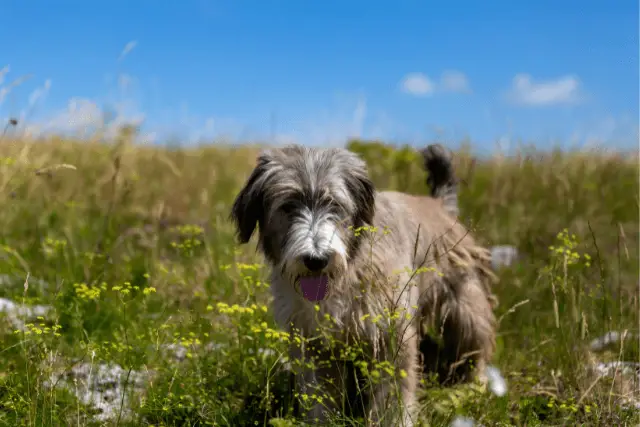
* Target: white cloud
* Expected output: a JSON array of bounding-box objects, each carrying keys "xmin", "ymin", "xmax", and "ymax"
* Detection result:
[
  {"xmin": 506, "ymin": 73, "xmax": 582, "ymax": 106},
  {"xmin": 46, "ymin": 98, "xmax": 103, "ymax": 131},
  {"xmin": 400, "ymin": 73, "xmax": 435, "ymax": 97},
  {"xmin": 400, "ymin": 70, "xmax": 471, "ymax": 97},
  {"xmin": 16, "ymin": 63, "xmax": 398, "ymax": 147},
  {"xmin": 118, "ymin": 40, "xmax": 138, "ymax": 62},
  {"xmin": 439, "ymin": 70, "xmax": 470, "ymax": 93},
  {"xmin": 21, "ymin": 98, "xmax": 102, "ymax": 139},
  {"xmin": 24, "ymin": 95, "xmax": 147, "ymax": 140}
]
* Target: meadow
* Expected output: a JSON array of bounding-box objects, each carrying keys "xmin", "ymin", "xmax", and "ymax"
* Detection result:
[{"xmin": 0, "ymin": 129, "xmax": 638, "ymax": 426}]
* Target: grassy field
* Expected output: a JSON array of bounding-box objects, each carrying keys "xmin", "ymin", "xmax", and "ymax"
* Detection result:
[{"xmin": 0, "ymin": 132, "xmax": 638, "ymax": 426}]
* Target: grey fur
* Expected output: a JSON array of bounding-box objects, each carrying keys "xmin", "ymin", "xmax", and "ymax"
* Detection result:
[{"xmin": 231, "ymin": 144, "xmax": 498, "ymax": 426}]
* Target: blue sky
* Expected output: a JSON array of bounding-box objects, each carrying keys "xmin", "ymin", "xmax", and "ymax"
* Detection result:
[{"xmin": 2, "ymin": 0, "xmax": 638, "ymax": 151}]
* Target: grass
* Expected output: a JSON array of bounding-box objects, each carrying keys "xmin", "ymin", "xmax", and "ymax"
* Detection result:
[{"xmin": 0, "ymin": 132, "xmax": 638, "ymax": 426}]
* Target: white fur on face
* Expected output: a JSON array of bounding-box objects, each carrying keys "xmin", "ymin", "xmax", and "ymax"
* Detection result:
[{"xmin": 281, "ymin": 206, "xmax": 348, "ymax": 279}]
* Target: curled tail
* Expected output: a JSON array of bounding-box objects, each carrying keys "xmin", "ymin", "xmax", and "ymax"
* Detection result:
[{"xmin": 421, "ymin": 143, "xmax": 459, "ymax": 218}]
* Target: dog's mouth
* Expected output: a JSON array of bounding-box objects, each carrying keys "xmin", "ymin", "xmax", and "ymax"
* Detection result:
[{"xmin": 298, "ymin": 275, "xmax": 329, "ymax": 302}]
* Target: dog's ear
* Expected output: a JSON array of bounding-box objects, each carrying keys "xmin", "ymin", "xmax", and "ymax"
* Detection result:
[
  {"xmin": 230, "ymin": 152, "xmax": 272, "ymax": 244},
  {"xmin": 345, "ymin": 159, "xmax": 376, "ymax": 226}
]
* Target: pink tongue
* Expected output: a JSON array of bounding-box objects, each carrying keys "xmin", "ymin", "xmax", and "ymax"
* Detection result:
[{"xmin": 299, "ymin": 276, "xmax": 328, "ymax": 302}]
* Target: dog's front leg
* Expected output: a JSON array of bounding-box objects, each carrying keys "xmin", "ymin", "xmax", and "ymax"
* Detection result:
[
  {"xmin": 289, "ymin": 344, "xmax": 326, "ymax": 423},
  {"xmin": 295, "ymin": 369, "xmax": 328, "ymax": 423},
  {"xmin": 291, "ymin": 345, "xmax": 343, "ymax": 424},
  {"xmin": 368, "ymin": 325, "xmax": 419, "ymax": 427}
]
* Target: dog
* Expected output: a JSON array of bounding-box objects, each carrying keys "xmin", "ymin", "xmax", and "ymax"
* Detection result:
[{"xmin": 230, "ymin": 144, "xmax": 498, "ymax": 426}]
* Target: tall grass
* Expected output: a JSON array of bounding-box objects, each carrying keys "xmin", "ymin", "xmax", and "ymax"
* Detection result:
[{"xmin": 0, "ymin": 134, "xmax": 637, "ymax": 426}]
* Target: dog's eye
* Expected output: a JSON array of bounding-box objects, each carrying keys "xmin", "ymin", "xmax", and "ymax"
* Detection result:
[{"xmin": 280, "ymin": 202, "xmax": 297, "ymax": 215}]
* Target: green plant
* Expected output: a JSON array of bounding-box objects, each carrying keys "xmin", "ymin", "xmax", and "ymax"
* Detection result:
[{"xmin": 0, "ymin": 137, "xmax": 636, "ymax": 426}]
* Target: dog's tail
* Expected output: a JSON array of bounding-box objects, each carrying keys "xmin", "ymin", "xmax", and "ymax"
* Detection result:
[{"xmin": 421, "ymin": 143, "xmax": 459, "ymax": 218}]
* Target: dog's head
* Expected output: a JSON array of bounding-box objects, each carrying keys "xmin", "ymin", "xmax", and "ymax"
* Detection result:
[{"xmin": 230, "ymin": 145, "xmax": 376, "ymax": 302}]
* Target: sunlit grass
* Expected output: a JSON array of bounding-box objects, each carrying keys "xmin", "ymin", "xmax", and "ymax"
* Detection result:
[{"xmin": 0, "ymin": 134, "xmax": 637, "ymax": 426}]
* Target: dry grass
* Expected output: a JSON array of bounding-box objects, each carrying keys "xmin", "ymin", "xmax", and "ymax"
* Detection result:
[{"xmin": 0, "ymin": 133, "xmax": 637, "ymax": 426}]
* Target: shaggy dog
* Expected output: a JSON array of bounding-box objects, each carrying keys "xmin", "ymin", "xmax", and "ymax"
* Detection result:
[{"xmin": 230, "ymin": 144, "xmax": 497, "ymax": 426}]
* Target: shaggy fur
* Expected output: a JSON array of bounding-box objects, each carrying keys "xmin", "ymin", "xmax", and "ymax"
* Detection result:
[{"xmin": 230, "ymin": 144, "xmax": 498, "ymax": 426}]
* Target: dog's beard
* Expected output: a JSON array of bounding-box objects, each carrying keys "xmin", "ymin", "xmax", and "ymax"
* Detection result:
[{"xmin": 278, "ymin": 210, "xmax": 349, "ymax": 302}]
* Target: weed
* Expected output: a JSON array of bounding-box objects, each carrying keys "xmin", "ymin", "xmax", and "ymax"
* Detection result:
[{"xmin": 0, "ymin": 137, "xmax": 637, "ymax": 426}]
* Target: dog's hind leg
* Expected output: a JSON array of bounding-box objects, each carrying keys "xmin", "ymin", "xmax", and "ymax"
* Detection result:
[{"xmin": 435, "ymin": 272, "xmax": 496, "ymax": 384}]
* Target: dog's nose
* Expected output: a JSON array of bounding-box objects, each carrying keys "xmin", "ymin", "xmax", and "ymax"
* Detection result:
[{"xmin": 302, "ymin": 255, "xmax": 329, "ymax": 272}]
